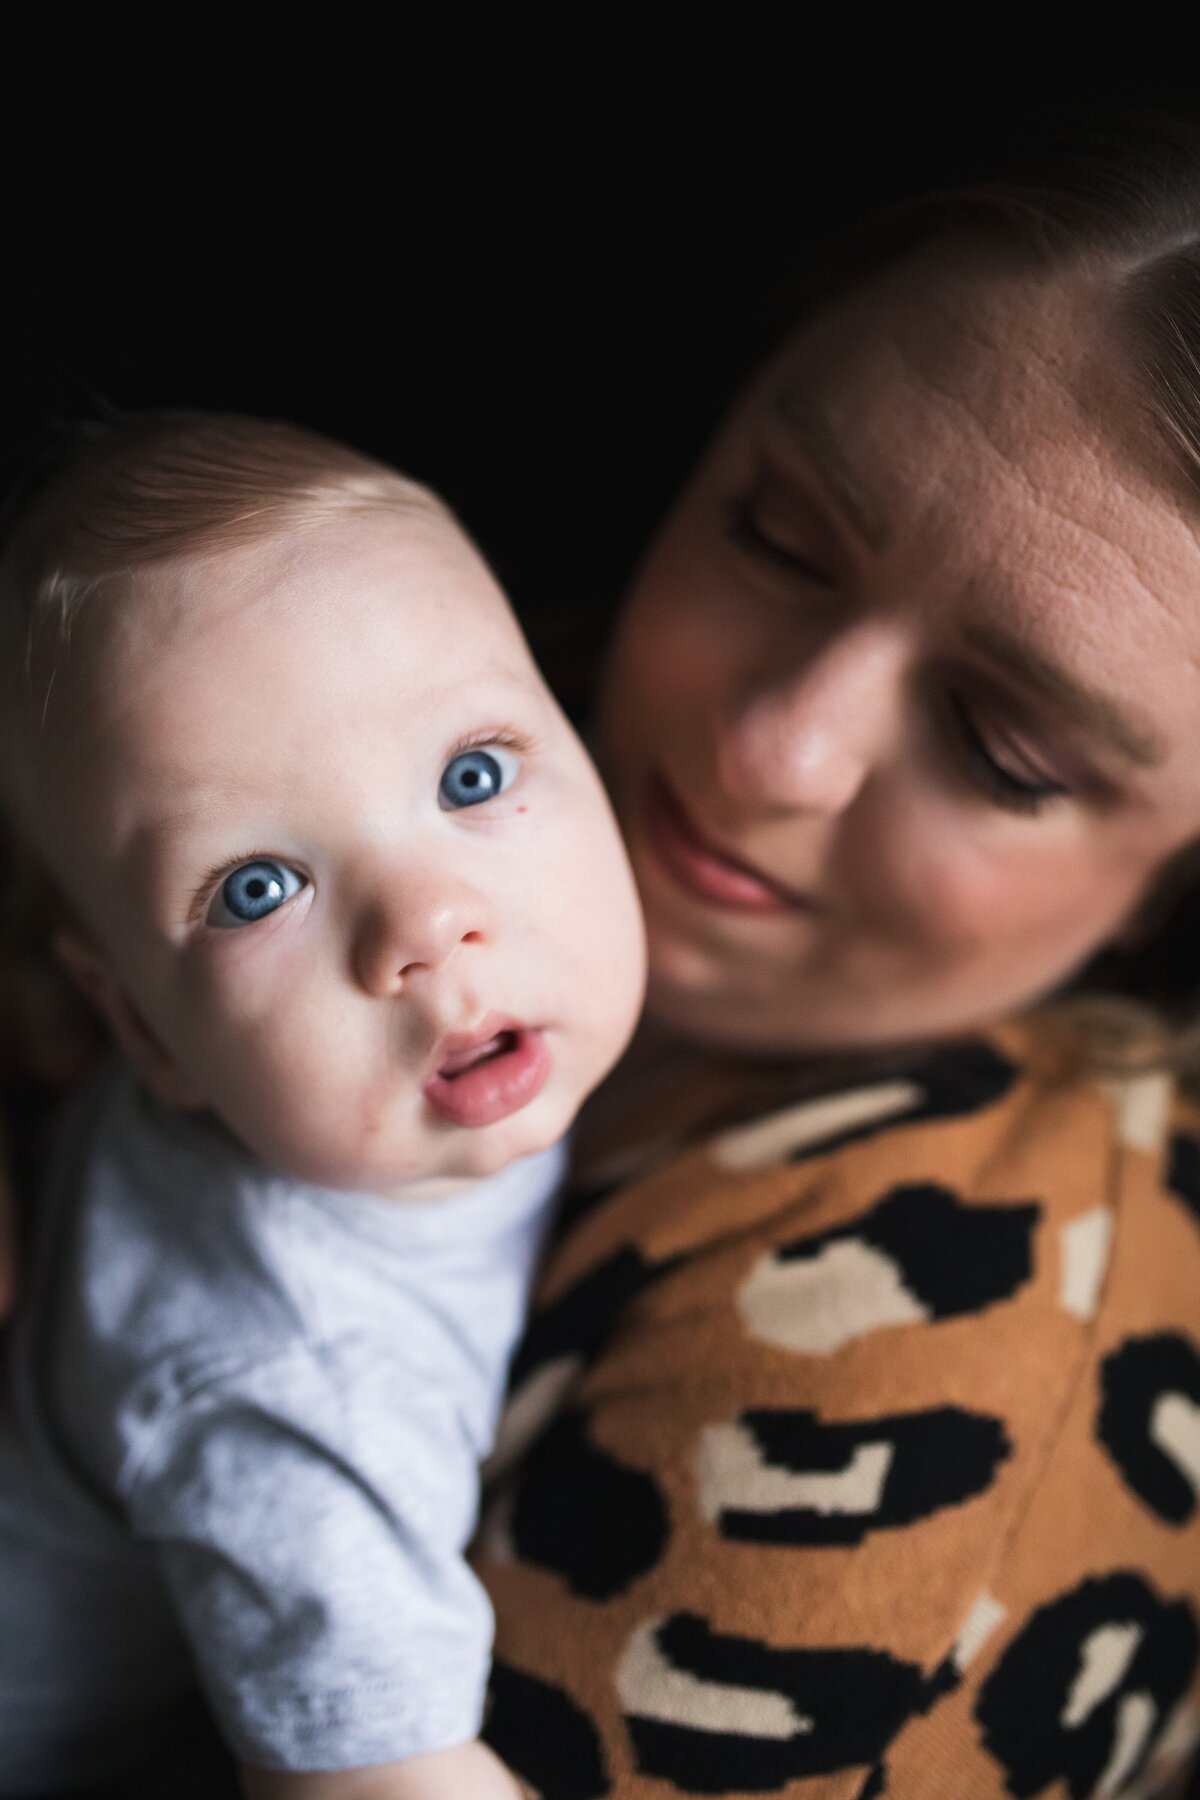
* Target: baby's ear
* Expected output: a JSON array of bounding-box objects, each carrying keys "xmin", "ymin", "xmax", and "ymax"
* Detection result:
[{"xmin": 51, "ymin": 928, "xmax": 204, "ymax": 1111}]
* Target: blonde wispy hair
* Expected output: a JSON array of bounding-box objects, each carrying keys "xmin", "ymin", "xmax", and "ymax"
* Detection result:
[{"xmin": 0, "ymin": 410, "xmax": 439, "ymax": 727}]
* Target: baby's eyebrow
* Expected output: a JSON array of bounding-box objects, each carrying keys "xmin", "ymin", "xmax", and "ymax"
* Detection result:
[{"xmin": 122, "ymin": 797, "xmax": 251, "ymax": 880}]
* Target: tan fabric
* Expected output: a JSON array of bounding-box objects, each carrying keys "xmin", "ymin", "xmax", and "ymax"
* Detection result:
[{"xmin": 477, "ymin": 1017, "xmax": 1200, "ymax": 1799}]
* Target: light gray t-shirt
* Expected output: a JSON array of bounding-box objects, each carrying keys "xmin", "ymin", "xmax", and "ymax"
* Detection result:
[{"xmin": 0, "ymin": 1057, "xmax": 564, "ymax": 1790}]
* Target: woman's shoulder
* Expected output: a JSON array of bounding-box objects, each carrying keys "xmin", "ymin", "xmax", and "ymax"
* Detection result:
[
  {"xmin": 553, "ymin": 1010, "xmax": 1131, "ymax": 1280},
  {"xmin": 483, "ymin": 1010, "xmax": 1200, "ymax": 1800}
]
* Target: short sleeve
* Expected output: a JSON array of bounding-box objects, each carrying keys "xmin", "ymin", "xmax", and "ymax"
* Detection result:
[{"xmin": 122, "ymin": 1337, "xmax": 492, "ymax": 1771}]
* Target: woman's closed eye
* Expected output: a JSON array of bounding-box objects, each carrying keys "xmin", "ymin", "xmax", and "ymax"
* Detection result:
[
  {"xmin": 206, "ymin": 860, "xmax": 308, "ymax": 928},
  {"xmin": 944, "ymin": 694, "xmax": 1073, "ymax": 817},
  {"xmin": 726, "ymin": 496, "xmax": 836, "ymax": 587}
]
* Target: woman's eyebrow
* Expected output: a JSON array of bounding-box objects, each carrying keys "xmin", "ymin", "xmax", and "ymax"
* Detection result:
[
  {"xmin": 962, "ymin": 619, "xmax": 1167, "ymax": 769},
  {"xmin": 771, "ymin": 390, "xmax": 892, "ymax": 553}
]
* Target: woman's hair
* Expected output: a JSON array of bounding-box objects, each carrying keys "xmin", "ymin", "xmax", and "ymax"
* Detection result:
[
  {"xmin": 772, "ymin": 111, "xmax": 1200, "ymax": 1077},
  {"xmin": 783, "ymin": 113, "xmax": 1200, "ymax": 488}
]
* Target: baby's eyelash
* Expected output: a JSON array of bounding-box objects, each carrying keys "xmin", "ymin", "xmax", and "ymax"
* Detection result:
[{"xmin": 446, "ymin": 725, "xmax": 537, "ymax": 761}]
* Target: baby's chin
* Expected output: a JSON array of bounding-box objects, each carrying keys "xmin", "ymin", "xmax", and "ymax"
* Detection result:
[{"xmin": 237, "ymin": 1090, "xmax": 578, "ymax": 1199}]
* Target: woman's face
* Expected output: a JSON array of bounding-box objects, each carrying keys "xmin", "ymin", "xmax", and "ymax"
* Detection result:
[{"xmin": 600, "ymin": 244, "xmax": 1200, "ymax": 1053}]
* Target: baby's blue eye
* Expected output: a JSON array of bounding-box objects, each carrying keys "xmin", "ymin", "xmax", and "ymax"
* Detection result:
[
  {"xmin": 438, "ymin": 745, "xmax": 519, "ymax": 810},
  {"xmin": 207, "ymin": 860, "xmax": 307, "ymax": 928}
]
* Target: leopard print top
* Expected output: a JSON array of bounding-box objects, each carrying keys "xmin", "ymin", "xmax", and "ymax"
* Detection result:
[{"xmin": 475, "ymin": 1017, "xmax": 1200, "ymax": 1799}]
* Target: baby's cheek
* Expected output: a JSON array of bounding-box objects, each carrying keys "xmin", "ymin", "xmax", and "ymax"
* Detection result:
[
  {"xmin": 178, "ymin": 907, "xmax": 312, "ymax": 1025},
  {"xmin": 177, "ymin": 953, "xmax": 353, "ymax": 1120}
]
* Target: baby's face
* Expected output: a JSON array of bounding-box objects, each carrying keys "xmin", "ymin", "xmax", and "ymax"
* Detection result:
[{"xmin": 33, "ymin": 501, "xmax": 645, "ymax": 1192}]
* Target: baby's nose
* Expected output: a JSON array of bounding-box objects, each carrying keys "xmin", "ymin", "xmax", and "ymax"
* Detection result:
[{"xmin": 352, "ymin": 875, "xmax": 493, "ymax": 998}]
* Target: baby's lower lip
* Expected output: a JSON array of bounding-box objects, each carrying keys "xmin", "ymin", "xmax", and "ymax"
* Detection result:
[
  {"xmin": 644, "ymin": 775, "xmax": 802, "ymax": 914},
  {"xmin": 423, "ymin": 1027, "xmax": 551, "ymax": 1127}
]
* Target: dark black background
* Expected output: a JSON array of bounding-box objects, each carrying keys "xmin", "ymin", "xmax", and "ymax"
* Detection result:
[{"xmin": 7, "ymin": 68, "xmax": 1199, "ymax": 657}]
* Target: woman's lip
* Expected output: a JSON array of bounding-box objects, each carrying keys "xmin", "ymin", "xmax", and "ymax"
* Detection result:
[
  {"xmin": 423, "ymin": 1020, "xmax": 551, "ymax": 1127},
  {"xmin": 644, "ymin": 774, "xmax": 822, "ymax": 914}
]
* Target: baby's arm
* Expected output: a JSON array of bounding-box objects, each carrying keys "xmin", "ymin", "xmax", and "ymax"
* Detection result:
[{"xmin": 240, "ymin": 1740, "xmax": 527, "ymax": 1799}]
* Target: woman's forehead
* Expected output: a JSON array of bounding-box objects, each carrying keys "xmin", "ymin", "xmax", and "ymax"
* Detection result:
[
  {"xmin": 762, "ymin": 246, "xmax": 1191, "ymax": 554},
  {"xmin": 768, "ymin": 250, "xmax": 1136, "ymax": 486}
]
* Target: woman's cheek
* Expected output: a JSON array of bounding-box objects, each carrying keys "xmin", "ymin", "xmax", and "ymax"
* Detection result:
[
  {"xmin": 845, "ymin": 788, "xmax": 1081, "ymax": 955},
  {"xmin": 620, "ymin": 541, "xmax": 769, "ymax": 710}
]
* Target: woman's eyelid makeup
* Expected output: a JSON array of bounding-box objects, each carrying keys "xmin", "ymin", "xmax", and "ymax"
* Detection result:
[
  {"xmin": 733, "ymin": 451, "xmax": 850, "ymax": 584},
  {"xmin": 947, "ymin": 671, "xmax": 1081, "ymax": 790},
  {"xmin": 950, "ymin": 644, "xmax": 1154, "ymax": 806}
]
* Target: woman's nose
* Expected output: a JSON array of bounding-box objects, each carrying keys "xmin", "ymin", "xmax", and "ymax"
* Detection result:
[
  {"xmin": 352, "ymin": 872, "xmax": 494, "ymax": 998},
  {"xmin": 717, "ymin": 623, "xmax": 907, "ymax": 816}
]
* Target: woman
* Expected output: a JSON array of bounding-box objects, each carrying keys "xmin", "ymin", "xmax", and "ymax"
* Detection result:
[
  {"xmin": 471, "ymin": 120, "xmax": 1200, "ymax": 1799},
  {"xmin": 5, "ymin": 118, "xmax": 1200, "ymax": 1798}
]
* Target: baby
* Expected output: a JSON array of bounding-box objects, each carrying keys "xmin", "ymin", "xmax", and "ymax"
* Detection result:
[{"xmin": 0, "ymin": 413, "xmax": 646, "ymax": 1796}]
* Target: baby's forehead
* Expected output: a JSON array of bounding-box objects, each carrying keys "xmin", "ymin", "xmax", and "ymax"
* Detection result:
[
  {"xmin": 23, "ymin": 500, "xmax": 542, "ymax": 808},
  {"xmin": 83, "ymin": 506, "xmax": 542, "ymax": 755},
  {"xmin": 86, "ymin": 502, "xmax": 530, "ymax": 688}
]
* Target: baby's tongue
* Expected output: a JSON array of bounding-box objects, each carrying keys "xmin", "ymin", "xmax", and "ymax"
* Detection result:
[{"xmin": 439, "ymin": 1033, "xmax": 511, "ymax": 1079}]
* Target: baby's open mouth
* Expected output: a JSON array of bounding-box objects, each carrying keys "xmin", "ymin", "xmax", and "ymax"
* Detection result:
[
  {"xmin": 437, "ymin": 1030, "xmax": 518, "ymax": 1080},
  {"xmin": 423, "ymin": 1019, "xmax": 552, "ymax": 1128}
]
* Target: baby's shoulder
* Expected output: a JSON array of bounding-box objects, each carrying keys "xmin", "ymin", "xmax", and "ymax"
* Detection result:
[
  {"xmin": 44, "ymin": 1059, "xmax": 306, "ymax": 1359},
  {"xmin": 31, "ymin": 1062, "xmax": 542, "ymax": 1481},
  {"xmin": 24, "ymin": 1062, "xmax": 354, "ymax": 1493}
]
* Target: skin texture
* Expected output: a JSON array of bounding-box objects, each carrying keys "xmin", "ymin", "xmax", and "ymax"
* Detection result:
[
  {"xmin": 600, "ymin": 244, "xmax": 1200, "ymax": 1054},
  {"xmin": 16, "ymin": 502, "xmax": 646, "ymax": 1197}
]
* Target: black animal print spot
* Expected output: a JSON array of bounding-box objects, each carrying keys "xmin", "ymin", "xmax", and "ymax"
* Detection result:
[
  {"xmin": 779, "ymin": 1184, "xmax": 1037, "ymax": 1317},
  {"xmin": 508, "ymin": 1246, "xmax": 671, "ymax": 1393},
  {"xmin": 491, "ymin": 1248, "xmax": 678, "ymax": 1481},
  {"xmin": 1098, "ymin": 1334, "xmax": 1200, "ymax": 1525},
  {"xmin": 700, "ymin": 1405, "xmax": 1010, "ymax": 1546},
  {"xmin": 1166, "ymin": 1134, "xmax": 1200, "ymax": 1232},
  {"xmin": 620, "ymin": 1613, "xmax": 930, "ymax": 1793},
  {"xmin": 510, "ymin": 1409, "xmax": 670, "ymax": 1600},
  {"xmin": 780, "ymin": 1037, "xmax": 1020, "ymax": 1165},
  {"xmin": 975, "ymin": 1572, "xmax": 1200, "ymax": 1799},
  {"xmin": 485, "ymin": 1659, "xmax": 610, "ymax": 1799},
  {"xmin": 740, "ymin": 1185, "xmax": 1038, "ymax": 1355},
  {"xmin": 856, "ymin": 1768, "xmax": 888, "ymax": 1799},
  {"xmin": 550, "ymin": 1169, "xmax": 629, "ymax": 1243}
]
